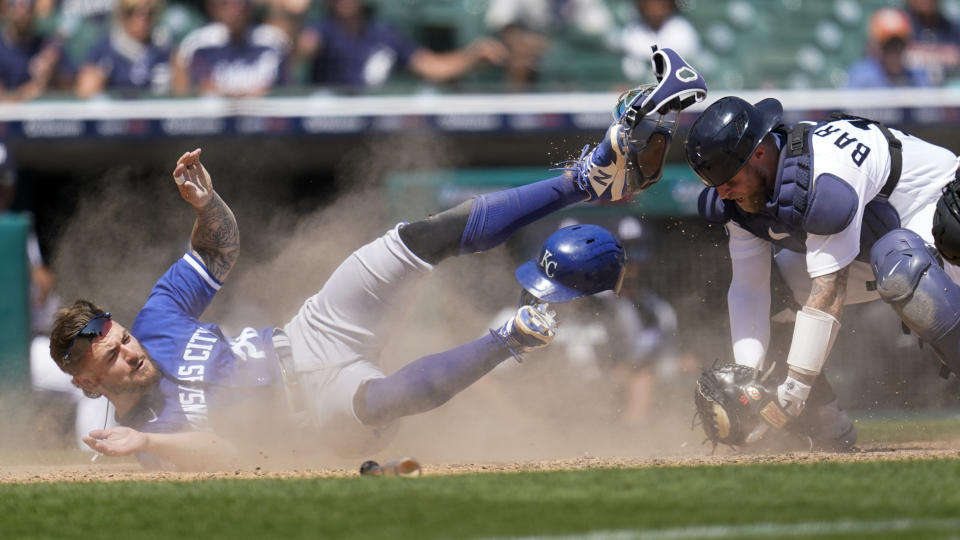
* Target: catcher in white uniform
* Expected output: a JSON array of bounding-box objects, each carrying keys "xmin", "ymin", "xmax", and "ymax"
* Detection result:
[{"xmin": 686, "ymin": 96, "xmax": 960, "ymax": 451}]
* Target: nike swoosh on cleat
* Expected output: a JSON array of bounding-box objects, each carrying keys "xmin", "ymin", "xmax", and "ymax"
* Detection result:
[{"xmin": 886, "ymin": 258, "xmax": 904, "ymax": 278}]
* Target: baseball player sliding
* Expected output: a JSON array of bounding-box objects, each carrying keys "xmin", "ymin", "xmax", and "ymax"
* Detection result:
[
  {"xmin": 45, "ymin": 47, "xmax": 707, "ymax": 470},
  {"xmin": 687, "ymin": 96, "xmax": 960, "ymax": 451}
]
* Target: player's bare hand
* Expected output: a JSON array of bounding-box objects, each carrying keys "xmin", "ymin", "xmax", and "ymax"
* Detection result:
[
  {"xmin": 84, "ymin": 426, "xmax": 149, "ymax": 456},
  {"xmin": 173, "ymin": 148, "xmax": 214, "ymax": 208}
]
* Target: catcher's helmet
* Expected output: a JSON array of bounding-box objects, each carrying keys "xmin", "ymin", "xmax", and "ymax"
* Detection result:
[
  {"xmin": 516, "ymin": 224, "xmax": 626, "ymax": 303},
  {"xmin": 684, "ymin": 96, "xmax": 784, "ymax": 187},
  {"xmin": 933, "ymin": 179, "xmax": 960, "ymax": 264}
]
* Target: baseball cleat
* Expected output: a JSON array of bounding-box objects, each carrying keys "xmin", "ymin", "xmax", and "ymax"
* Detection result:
[
  {"xmin": 810, "ymin": 427, "xmax": 859, "ymax": 453},
  {"xmin": 797, "ymin": 399, "xmax": 859, "ymax": 453},
  {"xmin": 739, "ymin": 430, "xmax": 814, "ymax": 455},
  {"xmin": 495, "ymin": 303, "xmax": 558, "ymax": 355},
  {"xmin": 569, "ymin": 123, "xmax": 639, "ymax": 202}
]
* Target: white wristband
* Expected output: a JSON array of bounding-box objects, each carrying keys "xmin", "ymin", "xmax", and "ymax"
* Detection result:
[{"xmin": 786, "ymin": 306, "xmax": 840, "ymax": 376}]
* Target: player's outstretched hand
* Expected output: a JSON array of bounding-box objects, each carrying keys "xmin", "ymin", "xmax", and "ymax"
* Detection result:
[
  {"xmin": 173, "ymin": 148, "xmax": 214, "ymax": 209},
  {"xmin": 84, "ymin": 426, "xmax": 148, "ymax": 456}
]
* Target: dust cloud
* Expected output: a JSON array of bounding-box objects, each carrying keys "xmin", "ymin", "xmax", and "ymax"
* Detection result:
[{"xmin": 12, "ymin": 134, "xmax": 712, "ymax": 470}]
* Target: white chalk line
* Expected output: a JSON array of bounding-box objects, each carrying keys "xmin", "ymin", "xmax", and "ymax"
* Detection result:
[{"xmin": 477, "ymin": 518, "xmax": 960, "ymax": 540}]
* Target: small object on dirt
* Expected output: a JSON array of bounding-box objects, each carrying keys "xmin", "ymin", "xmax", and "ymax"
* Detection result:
[
  {"xmin": 359, "ymin": 457, "xmax": 422, "ymax": 477},
  {"xmin": 359, "ymin": 460, "xmax": 379, "ymax": 476}
]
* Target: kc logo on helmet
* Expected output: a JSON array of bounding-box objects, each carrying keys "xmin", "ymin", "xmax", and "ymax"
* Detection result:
[{"xmin": 539, "ymin": 249, "xmax": 558, "ymax": 277}]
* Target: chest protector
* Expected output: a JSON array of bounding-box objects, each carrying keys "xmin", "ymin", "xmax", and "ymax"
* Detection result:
[{"xmin": 698, "ymin": 115, "xmax": 902, "ymax": 261}]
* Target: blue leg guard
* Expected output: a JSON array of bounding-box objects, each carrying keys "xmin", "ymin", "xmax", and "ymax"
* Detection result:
[
  {"xmin": 871, "ymin": 228, "xmax": 960, "ymax": 375},
  {"xmin": 460, "ymin": 174, "xmax": 585, "ymax": 254}
]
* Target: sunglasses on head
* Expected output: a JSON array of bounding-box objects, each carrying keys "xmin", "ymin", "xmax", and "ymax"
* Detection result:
[{"xmin": 62, "ymin": 313, "xmax": 111, "ymax": 366}]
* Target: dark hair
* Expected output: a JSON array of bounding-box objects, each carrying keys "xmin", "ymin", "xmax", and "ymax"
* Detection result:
[{"xmin": 49, "ymin": 299, "xmax": 107, "ymax": 374}]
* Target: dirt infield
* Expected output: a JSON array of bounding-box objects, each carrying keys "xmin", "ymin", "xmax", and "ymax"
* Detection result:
[{"xmin": 2, "ymin": 440, "xmax": 957, "ymax": 484}]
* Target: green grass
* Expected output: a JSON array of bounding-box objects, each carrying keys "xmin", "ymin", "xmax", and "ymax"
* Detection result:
[
  {"xmin": 855, "ymin": 416, "xmax": 960, "ymax": 444},
  {"xmin": 2, "ymin": 459, "xmax": 960, "ymax": 540},
  {"xmin": 2, "ymin": 416, "xmax": 958, "ymax": 539}
]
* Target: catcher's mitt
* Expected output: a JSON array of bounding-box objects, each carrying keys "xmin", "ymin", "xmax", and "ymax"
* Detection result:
[{"xmin": 694, "ymin": 363, "xmax": 786, "ymax": 448}]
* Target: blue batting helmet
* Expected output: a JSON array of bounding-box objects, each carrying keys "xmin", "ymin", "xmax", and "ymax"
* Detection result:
[{"xmin": 515, "ymin": 224, "xmax": 626, "ymax": 303}]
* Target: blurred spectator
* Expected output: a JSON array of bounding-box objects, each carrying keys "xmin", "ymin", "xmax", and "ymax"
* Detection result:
[
  {"xmin": 171, "ymin": 0, "xmax": 290, "ymax": 96},
  {"xmin": 904, "ymin": 0, "xmax": 960, "ymax": 85},
  {"xmin": 614, "ymin": 215, "xmax": 689, "ymax": 425},
  {"xmin": 608, "ymin": 0, "xmax": 700, "ymax": 84},
  {"xmin": 0, "ymin": 0, "xmax": 75, "ymax": 101},
  {"xmin": 74, "ymin": 0, "xmax": 172, "ymax": 98},
  {"xmin": 488, "ymin": 289, "xmax": 677, "ymax": 427},
  {"xmin": 847, "ymin": 8, "xmax": 932, "ymax": 88},
  {"xmin": 0, "ymin": 144, "xmax": 54, "ymax": 330},
  {"xmin": 262, "ymin": 0, "xmax": 311, "ymax": 84},
  {"xmin": 301, "ymin": 0, "xmax": 507, "ymax": 90},
  {"xmin": 263, "ymin": 0, "xmax": 310, "ymax": 44},
  {"xmin": 0, "ymin": 141, "xmax": 114, "ymax": 449},
  {"xmin": 484, "ymin": 0, "xmax": 613, "ymax": 88},
  {"xmin": 56, "ymin": 0, "xmax": 119, "ymax": 67}
]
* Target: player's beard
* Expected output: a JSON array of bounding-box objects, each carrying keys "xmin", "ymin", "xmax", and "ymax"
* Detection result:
[
  {"xmin": 101, "ymin": 353, "xmax": 162, "ymax": 396},
  {"xmin": 734, "ymin": 162, "xmax": 773, "ymax": 214}
]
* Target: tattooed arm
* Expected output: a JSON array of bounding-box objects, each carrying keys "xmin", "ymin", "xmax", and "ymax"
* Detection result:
[
  {"xmin": 805, "ymin": 267, "xmax": 849, "ymax": 318},
  {"xmin": 788, "ymin": 266, "xmax": 849, "ymax": 385},
  {"xmin": 172, "ymin": 148, "xmax": 240, "ymax": 282}
]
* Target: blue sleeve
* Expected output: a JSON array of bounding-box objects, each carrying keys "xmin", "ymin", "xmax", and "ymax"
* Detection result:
[
  {"xmin": 142, "ymin": 252, "xmax": 222, "ymax": 320},
  {"xmin": 53, "ymin": 42, "xmax": 76, "ymax": 79},
  {"xmin": 378, "ymin": 23, "xmax": 420, "ymax": 66},
  {"xmin": 82, "ymin": 38, "xmax": 111, "ymax": 65},
  {"xmin": 0, "ymin": 41, "xmax": 28, "ymax": 87},
  {"xmin": 275, "ymin": 53, "xmax": 289, "ymax": 84},
  {"xmin": 909, "ymin": 67, "xmax": 933, "ymax": 87},
  {"xmin": 846, "ymin": 60, "xmax": 886, "ymax": 88},
  {"xmin": 189, "ymin": 49, "xmax": 213, "ymax": 85}
]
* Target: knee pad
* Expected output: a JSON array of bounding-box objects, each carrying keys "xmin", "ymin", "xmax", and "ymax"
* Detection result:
[{"xmin": 871, "ymin": 228, "xmax": 960, "ymax": 373}]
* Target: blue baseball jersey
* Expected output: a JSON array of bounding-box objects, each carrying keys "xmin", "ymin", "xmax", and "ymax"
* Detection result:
[
  {"xmin": 308, "ymin": 19, "xmax": 420, "ymax": 87},
  {"xmin": 178, "ymin": 23, "xmax": 290, "ymax": 94},
  {"xmin": 846, "ymin": 58, "xmax": 932, "ymax": 89},
  {"xmin": 0, "ymin": 34, "xmax": 74, "ymax": 89},
  {"xmin": 82, "ymin": 33, "xmax": 171, "ymax": 95},
  {"xmin": 122, "ymin": 252, "xmax": 285, "ymax": 465}
]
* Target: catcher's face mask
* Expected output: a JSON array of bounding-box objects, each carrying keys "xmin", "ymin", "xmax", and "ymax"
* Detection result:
[
  {"xmin": 613, "ymin": 85, "xmax": 678, "ymax": 191},
  {"xmin": 614, "ymin": 46, "xmax": 707, "ymax": 191}
]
